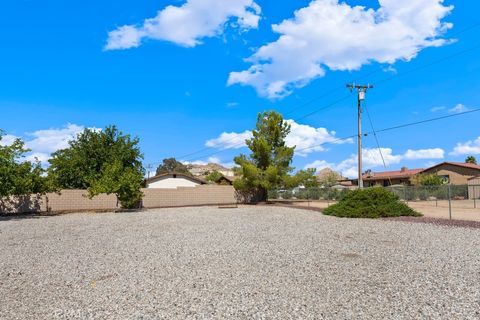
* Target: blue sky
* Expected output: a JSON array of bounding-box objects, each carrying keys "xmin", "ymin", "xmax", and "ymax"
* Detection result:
[{"xmin": 0, "ymin": 0, "xmax": 479, "ymax": 177}]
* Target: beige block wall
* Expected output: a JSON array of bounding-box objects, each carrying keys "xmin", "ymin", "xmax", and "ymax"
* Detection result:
[
  {"xmin": 0, "ymin": 194, "xmax": 47, "ymax": 214},
  {"xmin": 1, "ymin": 186, "xmax": 236, "ymax": 214},
  {"xmin": 142, "ymin": 185, "xmax": 236, "ymax": 208},
  {"xmin": 45, "ymin": 190, "xmax": 119, "ymax": 212}
]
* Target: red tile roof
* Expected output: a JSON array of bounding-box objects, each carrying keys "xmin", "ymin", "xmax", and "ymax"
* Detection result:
[
  {"xmin": 363, "ymin": 168, "xmax": 424, "ymax": 180},
  {"xmin": 421, "ymin": 162, "xmax": 480, "ymax": 173}
]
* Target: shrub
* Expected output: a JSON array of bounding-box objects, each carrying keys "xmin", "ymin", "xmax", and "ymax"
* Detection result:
[
  {"xmin": 283, "ymin": 190, "xmax": 293, "ymax": 199},
  {"xmin": 323, "ymin": 187, "xmax": 421, "ymax": 219},
  {"xmin": 268, "ymin": 190, "xmax": 279, "ymax": 200}
]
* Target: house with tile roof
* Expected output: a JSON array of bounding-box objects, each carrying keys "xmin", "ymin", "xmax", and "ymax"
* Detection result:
[
  {"xmin": 362, "ymin": 167, "xmax": 424, "ymax": 187},
  {"xmin": 419, "ymin": 162, "xmax": 480, "ymax": 185}
]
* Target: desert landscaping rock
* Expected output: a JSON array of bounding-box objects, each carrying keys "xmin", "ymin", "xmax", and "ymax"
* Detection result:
[{"xmin": 1, "ymin": 206, "xmax": 479, "ymax": 319}]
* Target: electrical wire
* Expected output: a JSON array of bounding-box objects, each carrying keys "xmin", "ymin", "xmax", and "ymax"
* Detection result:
[
  {"xmin": 145, "ymin": 21, "xmax": 480, "ymax": 168},
  {"xmin": 364, "ymin": 102, "xmax": 393, "ymax": 186},
  {"xmin": 179, "ymin": 107, "xmax": 480, "ymax": 165}
]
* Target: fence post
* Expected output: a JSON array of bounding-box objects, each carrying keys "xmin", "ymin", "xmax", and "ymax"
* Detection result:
[
  {"xmin": 448, "ymin": 184, "xmax": 452, "ymax": 220},
  {"xmin": 474, "ymin": 185, "xmax": 477, "ymax": 209},
  {"xmin": 404, "ymin": 185, "xmax": 407, "ymax": 203},
  {"xmin": 307, "ymin": 188, "xmax": 310, "ymax": 208}
]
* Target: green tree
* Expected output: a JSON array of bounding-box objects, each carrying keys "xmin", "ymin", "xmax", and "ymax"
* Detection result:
[
  {"xmin": 233, "ymin": 111, "xmax": 295, "ymax": 202},
  {"xmin": 205, "ymin": 170, "xmax": 223, "ymax": 183},
  {"xmin": 284, "ymin": 168, "xmax": 319, "ymax": 188},
  {"xmin": 48, "ymin": 126, "xmax": 145, "ymax": 208},
  {"xmin": 411, "ymin": 173, "xmax": 443, "ymax": 186},
  {"xmin": 466, "ymin": 156, "xmax": 477, "ymax": 164},
  {"xmin": 0, "ymin": 131, "xmax": 49, "ymax": 197},
  {"xmin": 155, "ymin": 158, "xmax": 191, "ymax": 176},
  {"xmin": 316, "ymin": 168, "xmax": 342, "ymax": 187}
]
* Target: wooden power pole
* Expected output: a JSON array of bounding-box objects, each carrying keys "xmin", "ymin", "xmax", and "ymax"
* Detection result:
[{"xmin": 346, "ymin": 83, "xmax": 373, "ymax": 189}]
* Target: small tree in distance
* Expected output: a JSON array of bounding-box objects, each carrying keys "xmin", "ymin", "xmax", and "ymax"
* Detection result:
[
  {"xmin": 206, "ymin": 170, "xmax": 223, "ymax": 183},
  {"xmin": 466, "ymin": 156, "xmax": 477, "ymax": 164},
  {"xmin": 411, "ymin": 173, "xmax": 443, "ymax": 186},
  {"xmin": 155, "ymin": 158, "xmax": 191, "ymax": 176}
]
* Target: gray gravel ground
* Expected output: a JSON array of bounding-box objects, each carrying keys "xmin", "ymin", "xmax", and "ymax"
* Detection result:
[{"xmin": 1, "ymin": 206, "xmax": 479, "ymax": 320}]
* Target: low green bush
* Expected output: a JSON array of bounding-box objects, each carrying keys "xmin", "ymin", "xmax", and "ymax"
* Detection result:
[{"xmin": 323, "ymin": 187, "xmax": 422, "ymax": 219}]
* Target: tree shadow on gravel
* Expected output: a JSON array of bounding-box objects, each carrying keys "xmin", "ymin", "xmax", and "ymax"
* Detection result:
[{"xmin": 0, "ymin": 213, "xmax": 53, "ymax": 222}]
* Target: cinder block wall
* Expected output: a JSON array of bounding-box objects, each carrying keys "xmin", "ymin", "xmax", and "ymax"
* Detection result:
[
  {"xmin": 142, "ymin": 186, "xmax": 236, "ymax": 208},
  {"xmin": 0, "ymin": 186, "xmax": 236, "ymax": 214},
  {"xmin": 46, "ymin": 190, "xmax": 119, "ymax": 212}
]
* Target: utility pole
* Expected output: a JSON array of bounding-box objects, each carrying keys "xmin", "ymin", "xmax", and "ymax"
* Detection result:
[
  {"xmin": 146, "ymin": 164, "xmax": 153, "ymax": 179},
  {"xmin": 346, "ymin": 83, "xmax": 373, "ymax": 189}
]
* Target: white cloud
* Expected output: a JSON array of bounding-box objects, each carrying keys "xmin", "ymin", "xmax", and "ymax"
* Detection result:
[
  {"xmin": 105, "ymin": 0, "xmax": 261, "ymax": 50},
  {"xmin": 25, "ymin": 124, "xmax": 85, "ymax": 155},
  {"xmin": 403, "ymin": 148, "xmax": 444, "ymax": 160},
  {"xmin": 226, "ymin": 102, "xmax": 239, "ymax": 108},
  {"xmin": 24, "ymin": 152, "xmax": 52, "ymax": 164},
  {"xmin": 1, "ymin": 124, "xmax": 95, "ymax": 165},
  {"xmin": 205, "ymin": 130, "xmax": 252, "ymax": 150},
  {"xmin": 205, "ymin": 119, "xmax": 352, "ymax": 154},
  {"xmin": 306, "ymin": 147, "xmax": 445, "ymax": 178},
  {"xmin": 0, "ymin": 134, "xmax": 19, "ymax": 146},
  {"xmin": 450, "ymin": 137, "xmax": 480, "ymax": 156},
  {"xmin": 304, "ymin": 160, "xmax": 335, "ymax": 172},
  {"xmin": 284, "ymin": 120, "xmax": 352, "ymax": 156},
  {"xmin": 228, "ymin": 0, "xmax": 453, "ymax": 98},
  {"xmin": 431, "ymin": 106, "xmax": 446, "ymax": 112},
  {"xmin": 448, "ymin": 103, "xmax": 470, "ymax": 114}
]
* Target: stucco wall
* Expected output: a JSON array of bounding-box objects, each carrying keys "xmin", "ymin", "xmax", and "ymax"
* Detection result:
[
  {"xmin": 423, "ymin": 164, "xmax": 480, "ymax": 185},
  {"xmin": 0, "ymin": 186, "xmax": 236, "ymax": 214},
  {"xmin": 146, "ymin": 177, "xmax": 200, "ymax": 189}
]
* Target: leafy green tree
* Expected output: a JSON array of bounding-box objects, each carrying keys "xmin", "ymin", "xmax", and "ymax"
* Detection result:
[
  {"xmin": 411, "ymin": 173, "xmax": 443, "ymax": 186},
  {"xmin": 0, "ymin": 131, "xmax": 49, "ymax": 197},
  {"xmin": 48, "ymin": 126, "xmax": 145, "ymax": 208},
  {"xmin": 233, "ymin": 111, "xmax": 295, "ymax": 202},
  {"xmin": 466, "ymin": 156, "xmax": 477, "ymax": 164},
  {"xmin": 284, "ymin": 168, "xmax": 319, "ymax": 188},
  {"xmin": 205, "ymin": 170, "xmax": 223, "ymax": 183},
  {"xmin": 155, "ymin": 158, "xmax": 191, "ymax": 176}
]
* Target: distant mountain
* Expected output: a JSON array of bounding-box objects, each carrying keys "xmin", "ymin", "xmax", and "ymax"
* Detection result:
[
  {"xmin": 186, "ymin": 163, "xmax": 234, "ymax": 178},
  {"xmin": 316, "ymin": 168, "xmax": 343, "ymax": 186}
]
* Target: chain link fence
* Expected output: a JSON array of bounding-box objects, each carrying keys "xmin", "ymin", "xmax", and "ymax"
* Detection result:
[{"xmin": 268, "ymin": 184, "xmax": 480, "ymax": 221}]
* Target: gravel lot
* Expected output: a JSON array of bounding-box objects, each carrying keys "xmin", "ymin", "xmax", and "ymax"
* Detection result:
[{"xmin": 1, "ymin": 206, "xmax": 479, "ymax": 319}]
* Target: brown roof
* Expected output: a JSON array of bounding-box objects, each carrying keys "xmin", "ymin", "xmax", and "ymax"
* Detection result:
[
  {"xmin": 145, "ymin": 172, "xmax": 206, "ymax": 185},
  {"xmin": 363, "ymin": 168, "xmax": 424, "ymax": 180},
  {"xmin": 421, "ymin": 162, "xmax": 480, "ymax": 173}
]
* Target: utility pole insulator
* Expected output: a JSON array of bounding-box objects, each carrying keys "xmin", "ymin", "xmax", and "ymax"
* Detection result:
[{"xmin": 346, "ymin": 83, "xmax": 374, "ymax": 189}]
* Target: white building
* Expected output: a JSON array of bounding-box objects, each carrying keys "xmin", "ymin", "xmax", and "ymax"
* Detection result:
[{"xmin": 145, "ymin": 173, "xmax": 206, "ymax": 189}]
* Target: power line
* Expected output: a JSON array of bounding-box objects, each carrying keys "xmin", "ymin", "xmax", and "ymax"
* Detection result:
[
  {"xmin": 172, "ymin": 40, "xmax": 480, "ymax": 165},
  {"xmin": 364, "ymin": 102, "xmax": 393, "ymax": 186},
  {"xmin": 373, "ymin": 107, "xmax": 480, "ymax": 134},
  {"xmin": 181, "ymin": 106, "xmax": 480, "ymax": 164},
  {"xmin": 284, "ymin": 20, "xmax": 480, "ymax": 118},
  {"xmin": 146, "ymin": 22, "xmax": 480, "ymax": 167}
]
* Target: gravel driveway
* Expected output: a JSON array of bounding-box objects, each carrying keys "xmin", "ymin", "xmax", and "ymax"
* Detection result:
[{"xmin": 1, "ymin": 206, "xmax": 479, "ymax": 319}]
